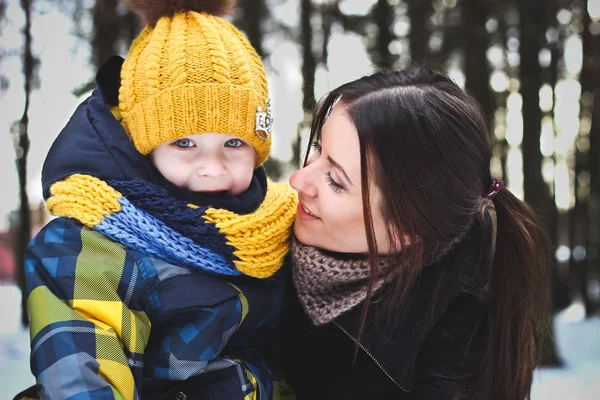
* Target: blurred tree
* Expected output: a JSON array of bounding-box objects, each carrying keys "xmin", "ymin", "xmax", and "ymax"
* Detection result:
[
  {"xmin": 319, "ymin": 0, "xmax": 338, "ymax": 68},
  {"xmin": 73, "ymin": 0, "xmax": 140, "ymax": 96},
  {"xmin": 236, "ymin": 0, "xmax": 267, "ymax": 57},
  {"xmin": 581, "ymin": 0, "xmax": 600, "ymax": 316},
  {"xmin": 519, "ymin": 0, "xmax": 557, "ymax": 237},
  {"xmin": 0, "ymin": 1, "xmax": 4, "ymax": 30},
  {"xmin": 545, "ymin": 0, "xmax": 562, "ymax": 120},
  {"xmin": 543, "ymin": 0, "xmax": 573, "ymax": 322},
  {"xmin": 492, "ymin": 0, "xmax": 510, "ymax": 180},
  {"xmin": 300, "ymin": 0, "xmax": 317, "ymax": 114},
  {"xmin": 121, "ymin": 9, "xmax": 140, "ymax": 46},
  {"xmin": 371, "ymin": 0, "xmax": 397, "ymax": 70},
  {"xmin": 0, "ymin": 0, "xmax": 8, "ymax": 92},
  {"xmin": 570, "ymin": 0, "xmax": 593, "ymax": 316},
  {"xmin": 234, "ymin": 0, "xmax": 284, "ymax": 179},
  {"xmin": 462, "ymin": 0, "xmax": 494, "ymax": 128},
  {"xmin": 407, "ymin": 0, "xmax": 432, "ymax": 63},
  {"xmin": 92, "ymin": 0, "xmax": 119, "ymax": 68},
  {"xmin": 519, "ymin": 0, "xmax": 563, "ymax": 365},
  {"xmin": 57, "ymin": 0, "xmax": 86, "ymax": 40},
  {"xmin": 322, "ymin": 0, "xmax": 366, "ymax": 37},
  {"xmin": 13, "ymin": 0, "xmax": 38, "ymax": 327},
  {"xmin": 292, "ymin": 0, "xmax": 317, "ymax": 169}
]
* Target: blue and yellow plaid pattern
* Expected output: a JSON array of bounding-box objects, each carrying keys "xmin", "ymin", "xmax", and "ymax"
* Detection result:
[{"xmin": 26, "ymin": 217, "xmax": 283, "ymax": 399}]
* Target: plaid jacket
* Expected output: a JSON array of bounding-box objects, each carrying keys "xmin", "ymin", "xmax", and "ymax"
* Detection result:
[{"xmin": 26, "ymin": 217, "xmax": 286, "ymax": 399}]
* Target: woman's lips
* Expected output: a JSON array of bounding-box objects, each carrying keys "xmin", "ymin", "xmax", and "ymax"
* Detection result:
[{"xmin": 297, "ymin": 202, "xmax": 319, "ymax": 220}]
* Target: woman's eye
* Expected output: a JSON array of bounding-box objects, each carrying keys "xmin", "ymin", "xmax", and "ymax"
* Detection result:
[
  {"xmin": 174, "ymin": 139, "xmax": 194, "ymax": 148},
  {"xmin": 225, "ymin": 139, "xmax": 243, "ymax": 148},
  {"xmin": 325, "ymin": 171, "xmax": 344, "ymax": 193}
]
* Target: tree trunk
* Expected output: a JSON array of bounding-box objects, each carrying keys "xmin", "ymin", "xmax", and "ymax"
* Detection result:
[
  {"xmin": 91, "ymin": 0, "xmax": 119, "ymax": 68},
  {"xmin": 14, "ymin": 0, "xmax": 34, "ymax": 327},
  {"xmin": 320, "ymin": 1, "xmax": 337, "ymax": 69},
  {"xmin": 407, "ymin": 0, "xmax": 432, "ymax": 63},
  {"xmin": 293, "ymin": 0, "xmax": 317, "ymax": 169},
  {"xmin": 235, "ymin": 0, "xmax": 266, "ymax": 57},
  {"xmin": 121, "ymin": 11, "xmax": 140, "ymax": 48},
  {"xmin": 519, "ymin": 0, "xmax": 563, "ymax": 365},
  {"xmin": 519, "ymin": 0, "xmax": 556, "ymax": 230},
  {"xmin": 544, "ymin": 0, "xmax": 573, "ymax": 319},
  {"xmin": 462, "ymin": 0, "xmax": 494, "ymax": 129},
  {"xmin": 497, "ymin": 2, "xmax": 510, "ymax": 181},
  {"xmin": 0, "ymin": 1, "xmax": 7, "ymax": 91},
  {"xmin": 233, "ymin": 0, "xmax": 285, "ymax": 179},
  {"xmin": 583, "ymin": 0, "xmax": 600, "ymax": 317},
  {"xmin": 569, "ymin": 0, "xmax": 593, "ymax": 317},
  {"xmin": 372, "ymin": 0, "xmax": 396, "ymax": 70},
  {"xmin": 300, "ymin": 0, "xmax": 316, "ymax": 113}
]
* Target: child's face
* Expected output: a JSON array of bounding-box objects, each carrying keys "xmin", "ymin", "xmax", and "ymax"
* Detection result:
[{"xmin": 151, "ymin": 133, "xmax": 256, "ymax": 196}]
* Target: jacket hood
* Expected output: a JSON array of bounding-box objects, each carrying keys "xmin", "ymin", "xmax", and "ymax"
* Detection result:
[{"xmin": 41, "ymin": 56, "xmax": 158, "ymax": 199}]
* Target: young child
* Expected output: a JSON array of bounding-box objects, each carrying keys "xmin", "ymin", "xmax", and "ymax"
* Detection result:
[{"xmin": 21, "ymin": 1, "xmax": 297, "ymax": 399}]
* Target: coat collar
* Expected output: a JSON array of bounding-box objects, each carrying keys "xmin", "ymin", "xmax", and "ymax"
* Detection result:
[{"xmin": 334, "ymin": 213, "xmax": 494, "ymax": 390}]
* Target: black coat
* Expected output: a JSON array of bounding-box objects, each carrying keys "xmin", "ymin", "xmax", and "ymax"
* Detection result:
[{"xmin": 280, "ymin": 218, "xmax": 494, "ymax": 400}]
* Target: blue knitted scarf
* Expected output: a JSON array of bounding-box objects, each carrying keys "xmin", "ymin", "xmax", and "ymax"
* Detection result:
[{"xmin": 89, "ymin": 169, "xmax": 268, "ymax": 276}]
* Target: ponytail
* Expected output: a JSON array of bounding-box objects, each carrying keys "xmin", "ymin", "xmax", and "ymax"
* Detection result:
[{"xmin": 474, "ymin": 189, "xmax": 552, "ymax": 399}]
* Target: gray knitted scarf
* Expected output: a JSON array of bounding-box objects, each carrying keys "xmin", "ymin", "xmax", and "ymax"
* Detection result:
[
  {"xmin": 290, "ymin": 206, "xmax": 494, "ymax": 326},
  {"xmin": 290, "ymin": 238, "xmax": 400, "ymax": 325},
  {"xmin": 290, "ymin": 226, "xmax": 477, "ymax": 325}
]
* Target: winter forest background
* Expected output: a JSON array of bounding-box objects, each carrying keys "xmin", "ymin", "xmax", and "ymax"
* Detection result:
[{"xmin": 0, "ymin": 0, "xmax": 599, "ymax": 398}]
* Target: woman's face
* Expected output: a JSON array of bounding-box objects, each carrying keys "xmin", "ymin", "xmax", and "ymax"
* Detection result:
[{"xmin": 289, "ymin": 103, "xmax": 395, "ymax": 254}]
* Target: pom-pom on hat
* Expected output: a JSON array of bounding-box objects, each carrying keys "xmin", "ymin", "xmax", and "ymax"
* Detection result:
[{"xmin": 119, "ymin": 0, "xmax": 273, "ymax": 166}]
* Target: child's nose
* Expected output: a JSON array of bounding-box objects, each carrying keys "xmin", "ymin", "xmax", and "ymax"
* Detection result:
[{"xmin": 194, "ymin": 153, "xmax": 225, "ymax": 177}]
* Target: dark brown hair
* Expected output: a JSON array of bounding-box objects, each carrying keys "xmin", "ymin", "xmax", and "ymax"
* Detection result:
[{"xmin": 304, "ymin": 65, "xmax": 551, "ymax": 399}]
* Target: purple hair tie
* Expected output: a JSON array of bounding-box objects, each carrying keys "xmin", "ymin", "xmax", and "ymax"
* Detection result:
[{"xmin": 484, "ymin": 179, "xmax": 504, "ymax": 199}]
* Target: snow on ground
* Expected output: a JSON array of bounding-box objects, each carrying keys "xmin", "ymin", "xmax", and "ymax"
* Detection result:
[
  {"xmin": 0, "ymin": 285, "xmax": 35, "ymax": 398},
  {"xmin": 1, "ymin": 284, "xmax": 599, "ymax": 399},
  {"xmin": 532, "ymin": 301, "xmax": 600, "ymax": 400}
]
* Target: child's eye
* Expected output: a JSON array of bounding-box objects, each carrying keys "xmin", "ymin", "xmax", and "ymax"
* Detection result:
[
  {"xmin": 225, "ymin": 139, "xmax": 244, "ymax": 148},
  {"xmin": 174, "ymin": 139, "xmax": 194, "ymax": 148}
]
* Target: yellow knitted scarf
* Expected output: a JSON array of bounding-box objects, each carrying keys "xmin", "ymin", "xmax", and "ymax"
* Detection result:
[{"xmin": 47, "ymin": 174, "xmax": 298, "ymax": 278}]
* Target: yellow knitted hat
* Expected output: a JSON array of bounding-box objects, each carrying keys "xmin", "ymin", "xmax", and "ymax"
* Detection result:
[{"xmin": 119, "ymin": 0, "xmax": 272, "ymax": 166}]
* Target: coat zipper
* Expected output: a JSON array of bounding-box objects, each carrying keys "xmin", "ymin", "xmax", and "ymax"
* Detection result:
[
  {"xmin": 232, "ymin": 359, "xmax": 264, "ymax": 400},
  {"xmin": 334, "ymin": 321, "xmax": 410, "ymax": 393}
]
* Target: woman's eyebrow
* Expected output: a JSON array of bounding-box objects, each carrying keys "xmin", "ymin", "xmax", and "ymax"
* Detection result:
[{"xmin": 327, "ymin": 156, "xmax": 354, "ymax": 186}]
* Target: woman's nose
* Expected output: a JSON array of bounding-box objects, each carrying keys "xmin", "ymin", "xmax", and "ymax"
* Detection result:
[{"xmin": 290, "ymin": 166, "xmax": 317, "ymax": 197}]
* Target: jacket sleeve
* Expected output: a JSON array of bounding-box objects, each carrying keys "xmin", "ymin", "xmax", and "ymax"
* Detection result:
[
  {"xmin": 411, "ymin": 293, "xmax": 486, "ymax": 399},
  {"xmin": 25, "ymin": 218, "xmax": 151, "ymax": 400}
]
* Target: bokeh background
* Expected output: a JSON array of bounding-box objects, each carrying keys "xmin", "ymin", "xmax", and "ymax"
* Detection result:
[{"xmin": 0, "ymin": 0, "xmax": 599, "ymax": 398}]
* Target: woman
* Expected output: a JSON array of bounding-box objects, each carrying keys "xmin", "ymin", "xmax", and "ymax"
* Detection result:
[{"xmin": 279, "ymin": 66, "xmax": 551, "ymax": 400}]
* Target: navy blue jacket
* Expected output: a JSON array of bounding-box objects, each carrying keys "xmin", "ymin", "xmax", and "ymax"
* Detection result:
[{"xmin": 22, "ymin": 56, "xmax": 287, "ymax": 400}]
